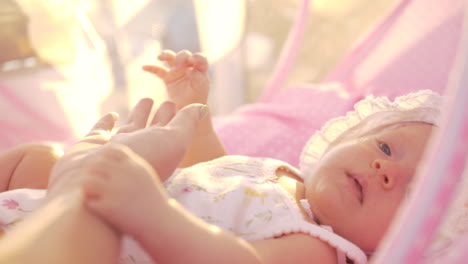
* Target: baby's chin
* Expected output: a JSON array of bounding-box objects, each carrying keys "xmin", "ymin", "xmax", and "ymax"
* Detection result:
[{"xmin": 352, "ymin": 235, "xmax": 381, "ymax": 256}]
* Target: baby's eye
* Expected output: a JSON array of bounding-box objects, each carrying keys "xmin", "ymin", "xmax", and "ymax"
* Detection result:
[{"xmin": 379, "ymin": 143, "xmax": 392, "ymax": 156}]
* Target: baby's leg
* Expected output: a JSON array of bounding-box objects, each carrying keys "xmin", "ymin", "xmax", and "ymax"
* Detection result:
[{"xmin": 0, "ymin": 143, "xmax": 63, "ymax": 191}]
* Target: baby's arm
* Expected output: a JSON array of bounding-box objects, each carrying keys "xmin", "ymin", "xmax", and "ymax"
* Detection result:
[
  {"xmin": 131, "ymin": 201, "xmax": 338, "ymax": 264},
  {"xmin": 0, "ymin": 143, "xmax": 63, "ymax": 191},
  {"xmin": 143, "ymin": 50, "xmax": 226, "ymax": 167}
]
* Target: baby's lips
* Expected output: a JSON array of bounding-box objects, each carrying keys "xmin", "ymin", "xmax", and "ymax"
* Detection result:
[{"xmin": 353, "ymin": 173, "xmax": 368, "ymax": 200}]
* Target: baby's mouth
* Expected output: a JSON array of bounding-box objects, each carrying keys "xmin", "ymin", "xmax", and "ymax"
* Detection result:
[
  {"xmin": 347, "ymin": 173, "xmax": 364, "ymax": 203},
  {"xmin": 354, "ymin": 178, "xmax": 363, "ymax": 203}
]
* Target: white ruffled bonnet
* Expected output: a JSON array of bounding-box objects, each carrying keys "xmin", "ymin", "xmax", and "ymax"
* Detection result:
[{"xmin": 299, "ymin": 90, "xmax": 444, "ymax": 180}]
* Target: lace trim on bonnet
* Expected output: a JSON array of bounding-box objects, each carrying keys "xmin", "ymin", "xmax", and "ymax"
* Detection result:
[{"xmin": 299, "ymin": 89, "xmax": 444, "ymax": 181}]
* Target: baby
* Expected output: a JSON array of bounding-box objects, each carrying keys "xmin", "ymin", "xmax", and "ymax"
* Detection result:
[{"xmin": 79, "ymin": 50, "xmax": 442, "ymax": 264}]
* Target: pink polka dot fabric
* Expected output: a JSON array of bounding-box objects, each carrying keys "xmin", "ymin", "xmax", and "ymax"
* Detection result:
[
  {"xmin": 214, "ymin": 0, "xmax": 463, "ymax": 169},
  {"xmin": 213, "ymin": 84, "xmax": 355, "ymax": 167}
]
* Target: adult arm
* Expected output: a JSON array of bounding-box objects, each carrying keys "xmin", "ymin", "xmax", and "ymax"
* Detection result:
[
  {"xmin": 0, "ymin": 111, "xmax": 122, "ymax": 263},
  {"xmin": 0, "ymin": 190, "xmax": 121, "ymax": 264}
]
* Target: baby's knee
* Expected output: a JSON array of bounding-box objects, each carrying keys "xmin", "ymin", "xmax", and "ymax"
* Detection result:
[
  {"xmin": 20, "ymin": 143, "xmax": 64, "ymax": 166},
  {"xmin": 8, "ymin": 143, "xmax": 64, "ymax": 190}
]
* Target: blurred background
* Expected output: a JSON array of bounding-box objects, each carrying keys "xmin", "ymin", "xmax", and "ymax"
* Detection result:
[{"xmin": 0, "ymin": 0, "xmax": 399, "ymax": 148}]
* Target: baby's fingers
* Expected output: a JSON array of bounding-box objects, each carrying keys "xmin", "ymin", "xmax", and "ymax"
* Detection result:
[
  {"xmin": 189, "ymin": 53, "xmax": 209, "ymax": 73},
  {"xmin": 158, "ymin": 50, "xmax": 176, "ymax": 67},
  {"xmin": 173, "ymin": 50, "xmax": 192, "ymax": 69},
  {"xmin": 142, "ymin": 64, "xmax": 169, "ymax": 79},
  {"xmin": 84, "ymin": 193, "xmax": 118, "ymax": 227},
  {"xmin": 82, "ymin": 176, "xmax": 108, "ymax": 200}
]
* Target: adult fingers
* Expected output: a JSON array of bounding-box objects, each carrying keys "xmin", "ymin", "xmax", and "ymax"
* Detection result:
[
  {"xmin": 86, "ymin": 112, "xmax": 119, "ymax": 137},
  {"xmin": 117, "ymin": 98, "xmax": 154, "ymax": 133},
  {"xmin": 150, "ymin": 101, "xmax": 177, "ymax": 126},
  {"xmin": 167, "ymin": 103, "xmax": 208, "ymax": 138}
]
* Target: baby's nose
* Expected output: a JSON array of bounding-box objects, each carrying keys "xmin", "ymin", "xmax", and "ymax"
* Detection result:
[{"xmin": 372, "ymin": 159, "xmax": 399, "ymax": 190}]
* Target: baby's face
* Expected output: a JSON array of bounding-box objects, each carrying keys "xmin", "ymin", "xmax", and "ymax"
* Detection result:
[{"xmin": 305, "ymin": 123, "xmax": 434, "ymax": 252}]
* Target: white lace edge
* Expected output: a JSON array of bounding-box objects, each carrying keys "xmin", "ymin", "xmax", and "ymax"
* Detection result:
[
  {"xmin": 299, "ymin": 89, "xmax": 444, "ymax": 180},
  {"xmin": 250, "ymin": 221, "xmax": 368, "ymax": 264}
]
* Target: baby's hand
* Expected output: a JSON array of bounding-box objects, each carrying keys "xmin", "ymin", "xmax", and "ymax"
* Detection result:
[
  {"xmin": 81, "ymin": 143, "xmax": 166, "ymax": 238},
  {"xmin": 143, "ymin": 50, "xmax": 210, "ymax": 109}
]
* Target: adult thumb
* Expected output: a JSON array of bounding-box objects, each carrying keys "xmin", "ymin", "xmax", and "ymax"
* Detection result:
[
  {"xmin": 167, "ymin": 103, "xmax": 208, "ymax": 135},
  {"xmin": 86, "ymin": 112, "xmax": 119, "ymax": 137}
]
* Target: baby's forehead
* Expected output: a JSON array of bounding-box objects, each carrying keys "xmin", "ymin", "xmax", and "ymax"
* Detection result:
[{"xmin": 370, "ymin": 122, "xmax": 435, "ymax": 137}]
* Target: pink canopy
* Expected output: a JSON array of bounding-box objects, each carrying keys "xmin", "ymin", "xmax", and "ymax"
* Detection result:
[{"xmin": 216, "ymin": 0, "xmax": 468, "ymax": 263}]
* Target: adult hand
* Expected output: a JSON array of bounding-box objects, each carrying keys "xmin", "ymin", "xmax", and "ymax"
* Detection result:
[{"xmin": 48, "ymin": 99, "xmax": 207, "ymax": 195}]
